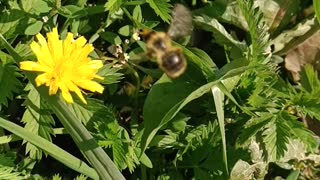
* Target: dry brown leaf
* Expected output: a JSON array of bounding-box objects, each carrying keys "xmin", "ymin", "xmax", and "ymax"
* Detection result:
[{"xmin": 285, "ymin": 30, "xmax": 320, "ymax": 81}]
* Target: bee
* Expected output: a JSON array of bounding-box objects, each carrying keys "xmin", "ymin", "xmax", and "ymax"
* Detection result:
[{"xmin": 140, "ymin": 4, "xmax": 193, "ymax": 79}]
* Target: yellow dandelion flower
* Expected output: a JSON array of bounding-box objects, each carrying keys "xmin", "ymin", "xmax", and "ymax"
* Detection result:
[{"xmin": 20, "ymin": 27, "xmax": 104, "ymax": 104}]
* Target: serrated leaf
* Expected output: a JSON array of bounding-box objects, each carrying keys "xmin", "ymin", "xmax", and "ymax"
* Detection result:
[
  {"xmin": 0, "ymin": 62, "xmax": 22, "ymax": 107},
  {"xmin": 68, "ymin": 98, "xmax": 116, "ymax": 127},
  {"xmin": 21, "ymin": 84, "xmax": 55, "ymax": 160},
  {"xmin": 300, "ymin": 64, "xmax": 320, "ymax": 94},
  {"xmin": 146, "ymin": 0, "xmax": 171, "ymax": 23},
  {"xmin": 0, "ymin": 167, "xmax": 25, "ymax": 180},
  {"xmin": 293, "ymin": 94, "xmax": 320, "ymax": 121},
  {"xmin": 105, "ymin": 0, "xmax": 123, "ymax": 15},
  {"xmin": 141, "ymin": 62, "xmax": 249, "ymax": 153},
  {"xmin": 238, "ymin": 114, "xmax": 273, "ymax": 145},
  {"xmin": 93, "ymin": 109, "xmax": 140, "ymax": 172},
  {"xmin": 262, "ymin": 111, "xmax": 291, "ymax": 160},
  {"xmin": 97, "ymin": 64, "xmax": 123, "ymax": 85}
]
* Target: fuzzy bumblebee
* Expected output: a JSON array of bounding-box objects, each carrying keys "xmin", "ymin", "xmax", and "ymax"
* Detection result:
[{"xmin": 140, "ymin": 4, "xmax": 192, "ymax": 79}]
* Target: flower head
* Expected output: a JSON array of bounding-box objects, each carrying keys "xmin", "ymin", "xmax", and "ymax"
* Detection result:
[{"xmin": 20, "ymin": 28, "xmax": 104, "ymax": 104}]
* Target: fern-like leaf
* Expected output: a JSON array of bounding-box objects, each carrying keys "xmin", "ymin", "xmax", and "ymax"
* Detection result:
[
  {"xmin": 236, "ymin": 0, "xmax": 269, "ymax": 61},
  {"xmin": 0, "ymin": 62, "xmax": 22, "ymax": 107},
  {"xmin": 146, "ymin": 0, "xmax": 172, "ymax": 23},
  {"xmin": 262, "ymin": 111, "xmax": 291, "ymax": 160},
  {"xmin": 96, "ymin": 121, "xmax": 140, "ymax": 172},
  {"xmin": 293, "ymin": 93, "xmax": 320, "ymax": 121},
  {"xmin": 285, "ymin": 114, "xmax": 318, "ymax": 152},
  {"xmin": 0, "ymin": 153, "xmax": 25, "ymax": 179},
  {"xmin": 98, "ymin": 63, "xmax": 123, "ymax": 85},
  {"xmin": 21, "ymin": 84, "xmax": 55, "ymax": 160},
  {"xmin": 0, "ymin": 167, "xmax": 25, "ymax": 180},
  {"xmin": 105, "ymin": 0, "xmax": 123, "ymax": 15},
  {"xmin": 90, "ymin": 102, "xmax": 140, "ymax": 172},
  {"xmin": 300, "ymin": 64, "xmax": 320, "ymax": 95}
]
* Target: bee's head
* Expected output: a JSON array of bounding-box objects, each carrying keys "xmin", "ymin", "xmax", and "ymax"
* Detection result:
[{"xmin": 139, "ymin": 29, "xmax": 155, "ymax": 41}]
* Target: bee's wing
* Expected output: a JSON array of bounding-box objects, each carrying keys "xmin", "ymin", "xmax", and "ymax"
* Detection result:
[{"xmin": 167, "ymin": 4, "xmax": 193, "ymax": 40}]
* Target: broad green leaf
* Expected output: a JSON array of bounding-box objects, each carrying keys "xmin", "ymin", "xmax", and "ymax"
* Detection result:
[
  {"xmin": 193, "ymin": 15, "xmax": 247, "ymax": 51},
  {"xmin": 0, "ymin": 9, "xmax": 28, "ymax": 39},
  {"xmin": 175, "ymin": 44, "xmax": 217, "ymax": 81},
  {"xmin": 100, "ymin": 31, "xmax": 122, "ymax": 44},
  {"xmin": 141, "ymin": 64, "xmax": 248, "ymax": 153},
  {"xmin": 118, "ymin": 25, "xmax": 133, "ymax": 36},
  {"xmin": 21, "ymin": 0, "xmax": 52, "ymax": 14},
  {"xmin": 146, "ymin": 0, "xmax": 171, "ymax": 23},
  {"xmin": 58, "ymin": 5, "xmax": 106, "ymax": 18},
  {"xmin": 105, "ymin": 0, "xmax": 123, "ymax": 15},
  {"xmin": 24, "ymin": 20, "xmax": 43, "ymax": 35},
  {"xmin": 0, "ymin": 62, "xmax": 22, "ymax": 107},
  {"xmin": 21, "ymin": 84, "xmax": 55, "ymax": 160}
]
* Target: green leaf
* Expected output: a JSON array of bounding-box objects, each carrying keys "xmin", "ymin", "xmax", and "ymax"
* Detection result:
[
  {"xmin": 133, "ymin": 5, "xmax": 143, "ymax": 23},
  {"xmin": 236, "ymin": 0, "xmax": 269, "ymax": 61},
  {"xmin": 100, "ymin": 32, "xmax": 122, "ymax": 44},
  {"xmin": 97, "ymin": 63, "xmax": 124, "ymax": 85},
  {"xmin": 193, "ymin": 15, "xmax": 247, "ymax": 51},
  {"xmin": 21, "ymin": 84, "xmax": 55, "ymax": 160},
  {"xmin": 93, "ymin": 109, "xmax": 140, "ymax": 172},
  {"xmin": 286, "ymin": 116, "xmax": 318, "ymax": 153},
  {"xmin": 262, "ymin": 111, "xmax": 291, "ymax": 160},
  {"xmin": 68, "ymin": 98, "xmax": 116, "ymax": 127},
  {"xmin": 314, "ymin": 0, "xmax": 320, "ymax": 25},
  {"xmin": 211, "ymin": 86, "xmax": 228, "ymax": 175},
  {"xmin": 141, "ymin": 64, "xmax": 248, "ymax": 153},
  {"xmin": 0, "ymin": 32, "xmax": 125, "ymax": 180},
  {"xmin": 105, "ymin": 0, "xmax": 123, "ymax": 15},
  {"xmin": 21, "ymin": 0, "xmax": 52, "ymax": 14},
  {"xmin": 0, "ymin": 166, "xmax": 25, "ymax": 180},
  {"xmin": 146, "ymin": 0, "xmax": 171, "ymax": 23},
  {"xmin": 0, "ymin": 117, "xmax": 98, "ymax": 179},
  {"xmin": 300, "ymin": 64, "xmax": 320, "ymax": 94},
  {"xmin": 0, "ymin": 62, "xmax": 22, "ymax": 107},
  {"xmin": 286, "ymin": 170, "xmax": 300, "ymax": 180},
  {"xmin": 24, "ymin": 20, "xmax": 43, "ymax": 35},
  {"xmin": 238, "ymin": 113, "xmax": 272, "ymax": 145},
  {"xmin": 118, "ymin": 25, "xmax": 132, "ymax": 36},
  {"xmin": 0, "ymin": 9, "xmax": 28, "ymax": 39},
  {"xmin": 293, "ymin": 94, "xmax": 320, "ymax": 121}
]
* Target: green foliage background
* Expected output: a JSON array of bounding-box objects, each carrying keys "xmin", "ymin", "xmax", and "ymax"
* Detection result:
[{"xmin": 0, "ymin": 0, "xmax": 320, "ymax": 179}]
